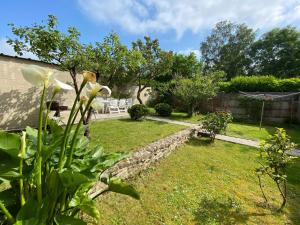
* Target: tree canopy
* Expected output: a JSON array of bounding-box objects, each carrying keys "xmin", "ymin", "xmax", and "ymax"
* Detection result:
[{"xmin": 201, "ymin": 21, "xmax": 255, "ymax": 80}]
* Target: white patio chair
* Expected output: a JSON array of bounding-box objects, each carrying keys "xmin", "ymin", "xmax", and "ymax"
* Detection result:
[
  {"xmin": 108, "ymin": 99, "xmax": 120, "ymax": 114},
  {"xmin": 118, "ymin": 99, "xmax": 127, "ymax": 112},
  {"xmin": 126, "ymin": 98, "xmax": 133, "ymax": 109}
]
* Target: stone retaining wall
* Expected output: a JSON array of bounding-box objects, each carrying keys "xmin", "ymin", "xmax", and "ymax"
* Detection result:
[{"xmin": 89, "ymin": 126, "xmax": 196, "ymax": 198}]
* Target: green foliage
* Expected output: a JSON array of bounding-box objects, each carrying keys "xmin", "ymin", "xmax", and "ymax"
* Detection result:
[
  {"xmin": 250, "ymin": 26, "xmax": 300, "ymax": 77},
  {"xmin": 132, "ymin": 36, "xmax": 173, "ymax": 104},
  {"xmin": 201, "ymin": 21, "xmax": 255, "ymax": 79},
  {"xmin": 256, "ymin": 128, "xmax": 296, "ymax": 210},
  {"xmin": 220, "ymin": 76, "xmax": 300, "ymax": 92},
  {"xmin": 201, "ymin": 112, "xmax": 233, "ymax": 141},
  {"xmin": 174, "ymin": 71, "xmax": 224, "ymax": 116},
  {"xmin": 128, "ymin": 104, "xmax": 149, "ymax": 120},
  {"xmin": 0, "ymin": 79, "xmax": 138, "ymax": 225},
  {"xmin": 154, "ymin": 103, "xmax": 172, "ymax": 117}
]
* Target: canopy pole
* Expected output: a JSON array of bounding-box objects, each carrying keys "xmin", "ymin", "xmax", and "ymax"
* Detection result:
[{"xmin": 259, "ymin": 100, "xmax": 265, "ymax": 130}]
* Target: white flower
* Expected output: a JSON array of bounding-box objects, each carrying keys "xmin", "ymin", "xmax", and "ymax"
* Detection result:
[
  {"xmin": 21, "ymin": 65, "xmax": 54, "ymax": 86},
  {"xmin": 99, "ymin": 85, "xmax": 111, "ymax": 97},
  {"xmin": 21, "ymin": 65, "xmax": 73, "ymax": 92},
  {"xmin": 53, "ymin": 79, "xmax": 73, "ymax": 91}
]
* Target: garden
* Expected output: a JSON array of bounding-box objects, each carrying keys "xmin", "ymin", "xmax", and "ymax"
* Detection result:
[{"xmin": 0, "ymin": 16, "xmax": 300, "ymax": 225}]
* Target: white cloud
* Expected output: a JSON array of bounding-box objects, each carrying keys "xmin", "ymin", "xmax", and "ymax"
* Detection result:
[
  {"xmin": 78, "ymin": 0, "xmax": 300, "ymax": 38},
  {"xmin": 0, "ymin": 38, "xmax": 38, "ymax": 60}
]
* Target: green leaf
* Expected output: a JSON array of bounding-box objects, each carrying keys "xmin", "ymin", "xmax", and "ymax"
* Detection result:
[
  {"xmin": 69, "ymin": 194, "xmax": 100, "ymax": 220},
  {"xmin": 0, "ymin": 188, "xmax": 18, "ymax": 207},
  {"xmin": 59, "ymin": 170, "xmax": 90, "ymax": 193},
  {"xmin": 14, "ymin": 218, "xmax": 40, "ymax": 225},
  {"xmin": 107, "ymin": 178, "xmax": 140, "ymax": 200},
  {"xmin": 0, "ymin": 153, "xmax": 20, "ymax": 180},
  {"xmin": 0, "ymin": 131, "xmax": 21, "ymax": 158},
  {"xmin": 54, "ymin": 215, "xmax": 87, "ymax": 225},
  {"xmin": 16, "ymin": 198, "xmax": 39, "ymax": 220}
]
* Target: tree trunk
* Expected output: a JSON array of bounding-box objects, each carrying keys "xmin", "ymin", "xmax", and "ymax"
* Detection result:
[
  {"xmin": 187, "ymin": 105, "xmax": 194, "ymax": 117},
  {"xmin": 137, "ymin": 89, "xmax": 143, "ymax": 104}
]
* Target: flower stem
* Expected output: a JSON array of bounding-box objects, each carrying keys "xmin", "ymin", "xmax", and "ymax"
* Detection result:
[
  {"xmin": 36, "ymin": 84, "xmax": 46, "ymax": 204},
  {"xmin": 0, "ymin": 201, "xmax": 14, "ymax": 224},
  {"xmin": 66, "ymin": 96, "xmax": 94, "ymax": 167},
  {"xmin": 19, "ymin": 132, "xmax": 26, "ymax": 207},
  {"xmin": 44, "ymin": 90, "xmax": 58, "ymax": 134},
  {"xmin": 58, "ymin": 80, "xmax": 86, "ymax": 171}
]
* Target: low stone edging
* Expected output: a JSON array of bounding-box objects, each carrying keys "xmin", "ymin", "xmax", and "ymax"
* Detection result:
[{"xmin": 89, "ymin": 125, "xmax": 197, "ymax": 198}]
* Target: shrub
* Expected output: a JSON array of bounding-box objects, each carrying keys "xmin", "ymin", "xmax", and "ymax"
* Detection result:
[
  {"xmin": 0, "ymin": 67, "xmax": 139, "ymax": 224},
  {"xmin": 256, "ymin": 128, "xmax": 296, "ymax": 210},
  {"xmin": 154, "ymin": 103, "xmax": 172, "ymax": 117},
  {"xmin": 201, "ymin": 111, "xmax": 233, "ymax": 141},
  {"xmin": 128, "ymin": 104, "xmax": 149, "ymax": 120},
  {"xmin": 219, "ymin": 76, "xmax": 300, "ymax": 92}
]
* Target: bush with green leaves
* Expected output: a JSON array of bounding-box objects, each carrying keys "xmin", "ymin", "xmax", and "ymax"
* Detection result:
[
  {"xmin": 201, "ymin": 112, "xmax": 233, "ymax": 141},
  {"xmin": 220, "ymin": 76, "xmax": 300, "ymax": 92},
  {"xmin": 128, "ymin": 104, "xmax": 149, "ymax": 120},
  {"xmin": 256, "ymin": 128, "xmax": 296, "ymax": 210},
  {"xmin": 154, "ymin": 103, "xmax": 172, "ymax": 117},
  {"xmin": 0, "ymin": 67, "xmax": 139, "ymax": 225}
]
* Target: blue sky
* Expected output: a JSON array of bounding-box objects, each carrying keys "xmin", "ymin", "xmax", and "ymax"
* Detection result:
[{"xmin": 1, "ymin": 0, "xmax": 300, "ymax": 59}]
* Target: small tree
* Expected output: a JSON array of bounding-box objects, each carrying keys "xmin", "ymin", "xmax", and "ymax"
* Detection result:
[
  {"xmin": 174, "ymin": 71, "xmax": 224, "ymax": 117},
  {"xmin": 256, "ymin": 128, "xmax": 296, "ymax": 210}
]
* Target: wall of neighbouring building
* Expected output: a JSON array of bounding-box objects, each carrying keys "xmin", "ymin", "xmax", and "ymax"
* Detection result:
[
  {"xmin": 0, "ymin": 55, "xmax": 77, "ymax": 130},
  {"xmin": 199, "ymin": 92, "xmax": 300, "ymax": 123}
]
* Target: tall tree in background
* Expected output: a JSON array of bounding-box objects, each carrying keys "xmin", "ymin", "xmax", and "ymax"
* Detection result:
[
  {"xmin": 250, "ymin": 26, "xmax": 300, "ymax": 77},
  {"xmin": 132, "ymin": 36, "xmax": 173, "ymax": 104},
  {"xmin": 8, "ymin": 15, "xmax": 92, "ymax": 135},
  {"xmin": 201, "ymin": 21, "xmax": 255, "ymax": 79},
  {"xmin": 87, "ymin": 32, "xmax": 135, "ymax": 99}
]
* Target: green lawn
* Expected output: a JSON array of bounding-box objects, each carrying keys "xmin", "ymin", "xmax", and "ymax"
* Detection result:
[
  {"xmin": 162, "ymin": 112, "xmax": 300, "ymax": 145},
  {"xmin": 96, "ymin": 140, "xmax": 300, "ymax": 225},
  {"xmin": 89, "ymin": 119, "xmax": 185, "ymax": 152}
]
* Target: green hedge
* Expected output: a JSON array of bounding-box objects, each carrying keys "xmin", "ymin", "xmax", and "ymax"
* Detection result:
[{"xmin": 220, "ymin": 76, "xmax": 300, "ymax": 92}]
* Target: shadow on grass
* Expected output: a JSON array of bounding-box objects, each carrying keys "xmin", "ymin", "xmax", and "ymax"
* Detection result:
[
  {"xmin": 117, "ymin": 118, "xmax": 171, "ymax": 125},
  {"xmin": 188, "ymin": 137, "xmax": 214, "ymax": 147},
  {"xmin": 193, "ymin": 196, "xmax": 249, "ymax": 225},
  {"xmin": 286, "ymin": 159, "xmax": 300, "ymax": 224}
]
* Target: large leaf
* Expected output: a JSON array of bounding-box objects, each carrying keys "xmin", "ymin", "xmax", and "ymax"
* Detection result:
[
  {"xmin": 59, "ymin": 170, "xmax": 91, "ymax": 193},
  {"xmin": 69, "ymin": 194, "xmax": 100, "ymax": 220},
  {"xmin": 0, "ymin": 188, "xmax": 18, "ymax": 207},
  {"xmin": 54, "ymin": 215, "xmax": 86, "ymax": 225},
  {"xmin": 14, "ymin": 218, "xmax": 41, "ymax": 225},
  {"xmin": 16, "ymin": 198, "xmax": 39, "ymax": 221},
  {"xmin": 107, "ymin": 178, "xmax": 140, "ymax": 200},
  {"xmin": 0, "ymin": 132, "xmax": 21, "ymax": 158},
  {"xmin": 0, "ymin": 153, "xmax": 20, "ymax": 180}
]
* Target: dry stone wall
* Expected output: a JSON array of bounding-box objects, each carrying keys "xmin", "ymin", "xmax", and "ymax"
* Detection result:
[{"xmin": 89, "ymin": 126, "xmax": 197, "ymax": 198}]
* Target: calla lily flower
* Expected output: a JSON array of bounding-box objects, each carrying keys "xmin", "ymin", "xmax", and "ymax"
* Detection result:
[
  {"xmin": 21, "ymin": 65, "xmax": 73, "ymax": 92},
  {"xmin": 82, "ymin": 71, "xmax": 97, "ymax": 83},
  {"xmin": 54, "ymin": 79, "xmax": 73, "ymax": 91},
  {"xmin": 99, "ymin": 85, "xmax": 112, "ymax": 97},
  {"xmin": 86, "ymin": 82, "xmax": 112, "ymax": 98},
  {"xmin": 21, "ymin": 65, "xmax": 54, "ymax": 86}
]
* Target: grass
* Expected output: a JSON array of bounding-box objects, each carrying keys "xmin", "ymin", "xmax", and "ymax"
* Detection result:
[
  {"xmin": 89, "ymin": 118, "xmax": 185, "ymax": 152},
  {"xmin": 161, "ymin": 112, "xmax": 300, "ymax": 145},
  {"xmin": 96, "ymin": 140, "xmax": 300, "ymax": 225}
]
